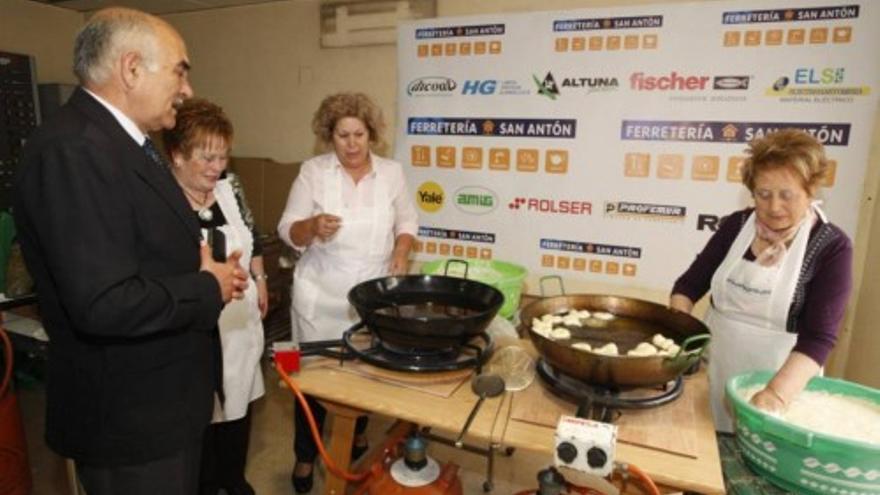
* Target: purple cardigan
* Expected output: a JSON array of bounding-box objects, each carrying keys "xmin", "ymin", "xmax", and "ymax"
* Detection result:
[{"xmin": 672, "ymin": 208, "xmax": 853, "ymax": 365}]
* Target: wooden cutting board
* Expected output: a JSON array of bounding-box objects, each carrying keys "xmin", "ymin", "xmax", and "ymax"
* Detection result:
[
  {"xmin": 510, "ymin": 377, "xmax": 698, "ymax": 458},
  {"xmin": 315, "ymin": 360, "xmax": 473, "ymax": 398}
]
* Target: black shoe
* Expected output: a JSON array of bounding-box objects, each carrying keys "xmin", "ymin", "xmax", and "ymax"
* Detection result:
[
  {"xmin": 291, "ymin": 464, "xmax": 314, "ymax": 494},
  {"xmin": 351, "ymin": 441, "xmax": 369, "ymax": 462}
]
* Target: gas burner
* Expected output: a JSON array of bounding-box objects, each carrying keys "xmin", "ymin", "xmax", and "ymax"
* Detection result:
[
  {"xmin": 536, "ymin": 359, "xmax": 683, "ymax": 422},
  {"xmin": 342, "ymin": 322, "xmax": 493, "ymax": 373}
]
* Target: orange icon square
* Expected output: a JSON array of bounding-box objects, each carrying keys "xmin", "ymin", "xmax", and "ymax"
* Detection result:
[
  {"xmin": 516, "ymin": 149, "xmax": 539, "ymax": 172},
  {"xmin": 439, "ymin": 243, "xmax": 451, "ymax": 255},
  {"xmin": 459, "ymin": 42, "xmax": 471, "ymax": 55},
  {"xmin": 431, "ymin": 44, "xmax": 443, "ymax": 56},
  {"xmin": 589, "ymin": 260, "xmax": 602, "ymax": 273},
  {"xmin": 623, "ymin": 263, "xmax": 636, "ymax": 277},
  {"xmin": 555, "ymin": 38, "xmax": 569, "ymax": 52},
  {"xmin": 411, "ymin": 145, "xmax": 430, "ymax": 167},
  {"xmin": 474, "ymin": 42, "xmax": 487, "ymax": 54},
  {"xmin": 573, "ymin": 258, "xmax": 587, "ymax": 271},
  {"xmin": 787, "ymin": 29, "xmax": 805, "ymax": 45},
  {"xmin": 727, "ymin": 156, "xmax": 746, "ymax": 182},
  {"xmin": 833, "ymin": 26, "xmax": 852, "ymax": 43},
  {"xmin": 466, "ymin": 246, "xmax": 478, "ymax": 258},
  {"xmin": 452, "ymin": 245, "xmax": 464, "ymax": 257},
  {"xmin": 744, "ymin": 30, "xmax": 762, "ymax": 46},
  {"xmin": 642, "ymin": 34, "xmax": 658, "ymax": 49},
  {"xmin": 810, "ymin": 28, "xmax": 828, "ymax": 44},
  {"xmin": 822, "ymin": 159, "xmax": 837, "ymax": 187},
  {"xmin": 765, "ymin": 29, "xmax": 783, "ymax": 46},
  {"xmin": 489, "ymin": 41, "xmax": 502, "ymax": 54},
  {"xmin": 557, "ymin": 257, "xmax": 571, "ymax": 270},
  {"xmin": 624, "ymin": 35, "xmax": 639, "ymax": 50},
  {"xmin": 413, "ymin": 240, "xmax": 423, "ymax": 253},
  {"xmin": 605, "ymin": 262, "xmax": 620, "ymax": 275},
  {"xmin": 624, "ymin": 152, "xmax": 650, "ymax": 177},
  {"xmin": 589, "ymin": 36, "xmax": 604, "ymax": 50},
  {"xmin": 723, "ymin": 31, "xmax": 741, "ymax": 47},
  {"xmin": 462, "ymin": 147, "xmax": 483, "ymax": 169},
  {"xmin": 542, "ymin": 255, "xmax": 555, "ymax": 268},
  {"xmin": 426, "ymin": 242, "xmax": 437, "ymax": 254},
  {"xmin": 445, "ymin": 43, "xmax": 457, "ymax": 56},
  {"xmin": 606, "ymin": 36, "xmax": 621, "ymax": 50},
  {"xmin": 479, "ymin": 248, "xmax": 492, "ymax": 260},
  {"xmin": 571, "ymin": 37, "xmax": 586, "ymax": 51},
  {"xmin": 489, "ymin": 148, "xmax": 510, "ymax": 170},
  {"xmin": 436, "ymin": 146, "xmax": 456, "ymax": 168},
  {"xmin": 417, "ymin": 44, "xmax": 429, "ymax": 57},
  {"xmin": 545, "ymin": 150, "xmax": 569, "ymax": 174},
  {"xmin": 657, "ymin": 154, "xmax": 684, "ymax": 179},
  {"xmin": 692, "ymin": 155, "xmax": 720, "ymax": 181}
]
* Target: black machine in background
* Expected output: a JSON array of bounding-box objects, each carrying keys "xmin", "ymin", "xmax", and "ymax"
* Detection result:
[{"xmin": 0, "ymin": 51, "xmax": 41, "ymax": 211}]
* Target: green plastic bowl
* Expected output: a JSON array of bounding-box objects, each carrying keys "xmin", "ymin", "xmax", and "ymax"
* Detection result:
[
  {"xmin": 421, "ymin": 258, "xmax": 527, "ymax": 320},
  {"xmin": 727, "ymin": 371, "xmax": 880, "ymax": 495}
]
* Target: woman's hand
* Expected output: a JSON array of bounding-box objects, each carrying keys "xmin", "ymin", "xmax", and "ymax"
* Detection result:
[
  {"xmin": 669, "ymin": 293, "xmax": 694, "ymax": 314},
  {"xmin": 256, "ymin": 278, "xmax": 269, "ymax": 318},
  {"xmin": 311, "ymin": 213, "xmax": 342, "ymax": 241},
  {"xmin": 389, "ymin": 253, "xmax": 409, "ymax": 275},
  {"xmin": 749, "ymin": 386, "xmax": 787, "ymax": 414}
]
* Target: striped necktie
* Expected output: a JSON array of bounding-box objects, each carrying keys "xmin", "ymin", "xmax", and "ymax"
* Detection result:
[{"xmin": 143, "ymin": 138, "xmax": 170, "ymax": 173}]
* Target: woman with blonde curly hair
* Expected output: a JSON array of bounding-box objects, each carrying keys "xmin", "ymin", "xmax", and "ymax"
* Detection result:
[
  {"xmin": 670, "ymin": 129, "xmax": 853, "ymax": 433},
  {"xmin": 277, "ymin": 92, "xmax": 418, "ymax": 492}
]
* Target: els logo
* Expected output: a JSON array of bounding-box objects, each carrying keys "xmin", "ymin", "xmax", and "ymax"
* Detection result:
[{"xmin": 417, "ymin": 182, "xmax": 445, "ymax": 213}]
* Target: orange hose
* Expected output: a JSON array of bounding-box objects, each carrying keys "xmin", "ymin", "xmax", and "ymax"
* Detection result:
[
  {"xmin": 274, "ymin": 359, "xmax": 370, "ymax": 483},
  {"xmin": 623, "ymin": 462, "xmax": 661, "ymax": 495}
]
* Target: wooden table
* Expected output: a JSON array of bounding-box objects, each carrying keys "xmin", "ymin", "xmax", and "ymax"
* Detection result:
[{"xmin": 289, "ymin": 351, "xmax": 724, "ymax": 494}]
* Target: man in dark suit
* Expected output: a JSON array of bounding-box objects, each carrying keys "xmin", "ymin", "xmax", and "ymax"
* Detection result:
[{"xmin": 13, "ymin": 7, "xmax": 248, "ymax": 494}]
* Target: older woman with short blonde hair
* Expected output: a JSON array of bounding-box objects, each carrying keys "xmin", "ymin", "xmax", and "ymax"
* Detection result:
[{"xmin": 670, "ymin": 129, "xmax": 852, "ymax": 433}]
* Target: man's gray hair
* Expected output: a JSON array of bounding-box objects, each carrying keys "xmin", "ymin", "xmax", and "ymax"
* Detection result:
[{"xmin": 73, "ymin": 8, "xmax": 159, "ymax": 85}]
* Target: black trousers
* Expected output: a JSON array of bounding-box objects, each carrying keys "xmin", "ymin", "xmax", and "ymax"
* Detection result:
[
  {"xmin": 199, "ymin": 408, "xmax": 253, "ymax": 495},
  {"xmin": 76, "ymin": 437, "xmax": 201, "ymax": 495},
  {"xmin": 294, "ymin": 394, "xmax": 368, "ymax": 462}
]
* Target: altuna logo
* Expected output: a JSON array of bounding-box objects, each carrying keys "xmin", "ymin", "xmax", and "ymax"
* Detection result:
[
  {"xmin": 630, "ymin": 72, "xmax": 711, "ymax": 91},
  {"xmin": 407, "ymin": 77, "xmax": 457, "ymax": 96}
]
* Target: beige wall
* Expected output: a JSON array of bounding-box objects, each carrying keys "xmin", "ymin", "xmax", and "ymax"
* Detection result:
[
  {"xmin": 0, "ymin": 0, "xmax": 81, "ymax": 84},
  {"xmin": 3, "ymin": 0, "xmax": 878, "ymax": 386}
]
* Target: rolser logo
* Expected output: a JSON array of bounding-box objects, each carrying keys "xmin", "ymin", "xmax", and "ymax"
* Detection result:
[
  {"xmin": 508, "ymin": 197, "xmax": 592, "ymax": 215},
  {"xmin": 534, "ymin": 71, "xmax": 619, "ymax": 99},
  {"xmin": 416, "ymin": 181, "xmax": 444, "ymax": 213},
  {"xmin": 696, "ymin": 214, "xmax": 722, "ymax": 232},
  {"xmin": 604, "ymin": 201, "xmax": 686, "ymax": 222},
  {"xmin": 454, "ymin": 186, "xmax": 497, "ymax": 215},
  {"xmin": 407, "ymin": 77, "xmax": 457, "ymax": 96}
]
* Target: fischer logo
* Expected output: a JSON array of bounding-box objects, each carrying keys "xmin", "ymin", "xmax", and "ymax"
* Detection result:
[
  {"xmin": 630, "ymin": 72, "xmax": 711, "ymax": 91},
  {"xmin": 713, "ymin": 76, "xmax": 750, "ymax": 90},
  {"xmin": 508, "ymin": 197, "xmax": 592, "ymax": 215},
  {"xmin": 407, "ymin": 77, "xmax": 457, "ymax": 96}
]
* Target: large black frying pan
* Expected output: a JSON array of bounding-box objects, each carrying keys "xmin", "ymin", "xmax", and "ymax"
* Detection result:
[
  {"xmin": 348, "ymin": 275, "xmax": 504, "ymax": 349},
  {"xmin": 519, "ymin": 294, "xmax": 710, "ymax": 387}
]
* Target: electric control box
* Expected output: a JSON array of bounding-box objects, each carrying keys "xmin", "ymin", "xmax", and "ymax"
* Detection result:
[{"xmin": 554, "ymin": 415, "xmax": 617, "ymax": 477}]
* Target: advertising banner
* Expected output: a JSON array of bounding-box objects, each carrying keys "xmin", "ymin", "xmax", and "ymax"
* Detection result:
[{"xmin": 395, "ymin": 0, "xmax": 879, "ymax": 291}]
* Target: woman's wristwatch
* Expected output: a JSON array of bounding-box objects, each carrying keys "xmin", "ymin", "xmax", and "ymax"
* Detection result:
[{"xmin": 252, "ymin": 273, "xmax": 269, "ymax": 281}]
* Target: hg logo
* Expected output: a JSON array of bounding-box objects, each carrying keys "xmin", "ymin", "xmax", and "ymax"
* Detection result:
[{"xmin": 462, "ymin": 80, "xmax": 497, "ymax": 95}]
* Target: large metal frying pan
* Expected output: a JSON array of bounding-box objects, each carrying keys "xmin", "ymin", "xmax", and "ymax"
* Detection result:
[
  {"xmin": 519, "ymin": 294, "xmax": 710, "ymax": 387},
  {"xmin": 348, "ymin": 275, "xmax": 504, "ymax": 349}
]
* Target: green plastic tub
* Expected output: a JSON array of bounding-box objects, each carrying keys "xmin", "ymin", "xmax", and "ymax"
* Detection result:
[
  {"xmin": 421, "ymin": 258, "xmax": 527, "ymax": 320},
  {"xmin": 727, "ymin": 371, "xmax": 880, "ymax": 495}
]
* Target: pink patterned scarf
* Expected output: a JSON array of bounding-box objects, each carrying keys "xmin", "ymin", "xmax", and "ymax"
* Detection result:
[{"xmin": 752, "ymin": 210, "xmax": 814, "ymax": 267}]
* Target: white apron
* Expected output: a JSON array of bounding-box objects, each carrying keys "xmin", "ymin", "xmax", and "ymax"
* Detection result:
[
  {"xmin": 290, "ymin": 165, "xmax": 395, "ymax": 343},
  {"xmin": 706, "ymin": 206, "xmax": 824, "ymax": 432},
  {"xmin": 211, "ymin": 178, "xmax": 265, "ymax": 422}
]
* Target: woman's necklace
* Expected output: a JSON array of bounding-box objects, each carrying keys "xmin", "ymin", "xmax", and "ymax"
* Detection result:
[{"xmin": 182, "ymin": 188, "xmax": 214, "ymax": 222}]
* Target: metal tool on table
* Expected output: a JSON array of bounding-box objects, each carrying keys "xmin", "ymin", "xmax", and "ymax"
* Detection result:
[{"xmin": 455, "ymin": 373, "xmax": 505, "ymax": 448}]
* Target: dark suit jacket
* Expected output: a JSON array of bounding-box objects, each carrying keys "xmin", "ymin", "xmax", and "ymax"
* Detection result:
[{"xmin": 14, "ymin": 88, "xmax": 224, "ymax": 466}]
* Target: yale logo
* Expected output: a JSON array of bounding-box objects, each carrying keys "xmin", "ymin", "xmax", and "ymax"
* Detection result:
[{"xmin": 417, "ymin": 181, "xmax": 445, "ymax": 213}]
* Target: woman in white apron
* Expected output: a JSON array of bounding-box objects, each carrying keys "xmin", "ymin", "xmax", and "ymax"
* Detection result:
[
  {"xmin": 669, "ymin": 129, "xmax": 853, "ymax": 433},
  {"xmin": 277, "ymin": 93, "xmax": 418, "ymax": 493},
  {"xmin": 165, "ymin": 98, "xmax": 267, "ymax": 495}
]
